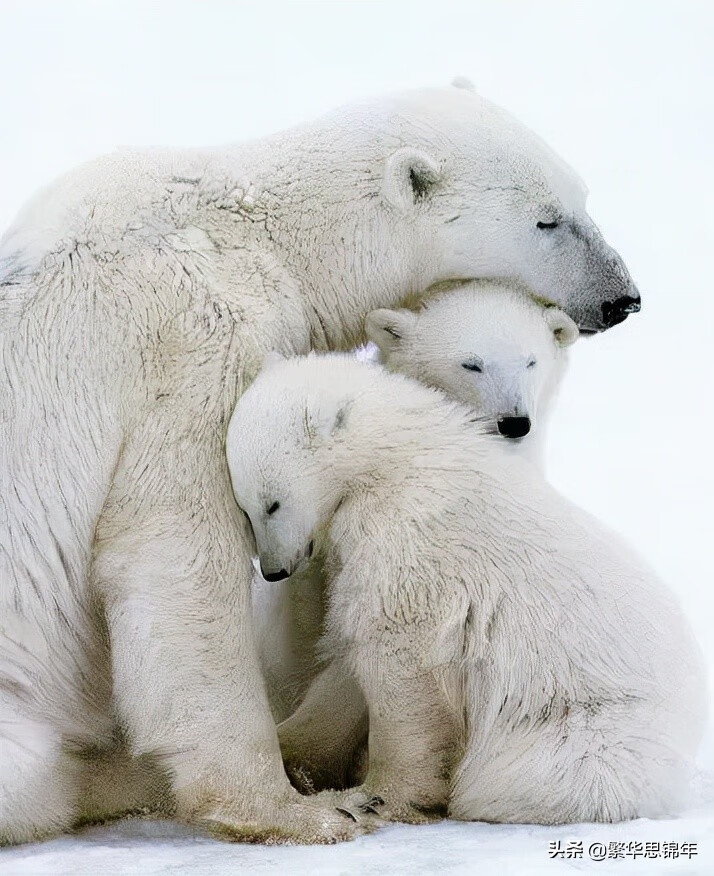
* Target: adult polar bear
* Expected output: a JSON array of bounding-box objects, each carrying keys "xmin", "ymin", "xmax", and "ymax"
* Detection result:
[{"xmin": 0, "ymin": 81, "xmax": 638, "ymax": 844}]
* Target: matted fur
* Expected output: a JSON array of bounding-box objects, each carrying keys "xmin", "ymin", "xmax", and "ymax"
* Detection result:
[{"xmin": 1, "ymin": 82, "xmax": 635, "ymax": 844}]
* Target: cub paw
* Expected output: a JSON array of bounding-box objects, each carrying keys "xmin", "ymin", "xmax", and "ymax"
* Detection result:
[{"xmin": 332, "ymin": 788, "xmax": 443, "ymax": 825}]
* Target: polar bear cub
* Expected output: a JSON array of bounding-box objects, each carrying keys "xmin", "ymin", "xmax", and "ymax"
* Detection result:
[
  {"xmin": 366, "ymin": 281, "xmax": 579, "ymax": 468},
  {"xmin": 255, "ymin": 283, "xmax": 578, "ymax": 728},
  {"xmin": 229, "ymin": 353, "xmax": 704, "ymax": 824}
]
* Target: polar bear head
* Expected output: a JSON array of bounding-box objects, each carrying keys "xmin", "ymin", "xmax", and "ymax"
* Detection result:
[
  {"xmin": 366, "ymin": 281, "xmax": 578, "ymax": 441},
  {"xmin": 227, "ymin": 352, "xmax": 372, "ymax": 580},
  {"xmin": 304, "ymin": 82, "xmax": 639, "ymax": 336}
]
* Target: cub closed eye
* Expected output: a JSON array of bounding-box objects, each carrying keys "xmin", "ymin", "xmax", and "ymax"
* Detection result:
[
  {"xmin": 462, "ymin": 361, "xmax": 483, "ymax": 373},
  {"xmin": 527, "ymin": 358, "xmax": 537, "ymax": 368},
  {"xmin": 536, "ymin": 220, "xmax": 560, "ymax": 230},
  {"xmin": 266, "ymin": 501, "xmax": 280, "ymax": 516}
]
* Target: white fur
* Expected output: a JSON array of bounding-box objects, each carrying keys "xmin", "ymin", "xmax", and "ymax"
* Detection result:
[
  {"xmin": 1, "ymin": 82, "xmax": 636, "ymax": 844},
  {"xmin": 257, "ymin": 282, "xmax": 576, "ymax": 728},
  {"xmin": 228, "ymin": 354, "xmax": 705, "ymax": 824}
]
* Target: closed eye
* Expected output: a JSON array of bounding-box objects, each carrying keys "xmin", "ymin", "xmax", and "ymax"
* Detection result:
[
  {"xmin": 462, "ymin": 360, "xmax": 483, "ymax": 373},
  {"xmin": 536, "ymin": 220, "xmax": 560, "ymax": 230},
  {"xmin": 527, "ymin": 358, "xmax": 537, "ymax": 368},
  {"xmin": 266, "ymin": 501, "xmax": 280, "ymax": 516}
]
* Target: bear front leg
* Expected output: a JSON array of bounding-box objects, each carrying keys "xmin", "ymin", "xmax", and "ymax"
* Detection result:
[
  {"xmin": 0, "ymin": 701, "xmax": 84, "ymax": 845},
  {"xmin": 93, "ymin": 436, "xmax": 368, "ymax": 844},
  {"xmin": 320, "ymin": 550, "xmax": 463, "ymax": 824},
  {"xmin": 278, "ymin": 660, "xmax": 368, "ymax": 792},
  {"xmin": 342, "ymin": 653, "xmax": 461, "ymax": 824}
]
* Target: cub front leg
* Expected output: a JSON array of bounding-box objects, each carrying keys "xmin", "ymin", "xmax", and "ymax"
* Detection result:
[
  {"xmin": 278, "ymin": 660, "xmax": 368, "ymax": 792},
  {"xmin": 93, "ymin": 431, "xmax": 365, "ymax": 844},
  {"xmin": 347, "ymin": 652, "xmax": 461, "ymax": 823},
  {"xmin": 324, "ymin": 551, "xmax": 466, "ymax": 824}
]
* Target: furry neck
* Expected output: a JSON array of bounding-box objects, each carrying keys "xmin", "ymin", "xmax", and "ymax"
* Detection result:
[{"xmin": 221, "ymin": 125, "xmax": 437, "ymax": 352}]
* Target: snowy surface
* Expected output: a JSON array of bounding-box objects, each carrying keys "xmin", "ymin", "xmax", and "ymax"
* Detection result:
[
  {"xmin": 1, "ymin": 808, "xmax": 713, "ymax": 876},
  {"xmin": 2, "ymin": 0, "xmax": 713, "ymax": 873}
]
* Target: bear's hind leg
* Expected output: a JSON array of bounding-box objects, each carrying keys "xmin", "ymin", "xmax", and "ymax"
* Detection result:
[
  {"xmin": 451, "ymin": 703, "xmax": 690, "ymax": 824},
  {"xmin": 0, "ymin": 703, "xmax": 82, "ymax": 845},
  {"xmin": 73, "ymin": 737, "xmax": 174, "ymax": 827}
]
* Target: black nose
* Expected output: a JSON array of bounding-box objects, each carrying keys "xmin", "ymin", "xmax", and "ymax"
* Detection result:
[
  {"xmin": 261, "ymin": 567, "xmax": 290, "ymax": 582},
  {"xmin": 601, "ymin": 294, "xmax": 641, "ymax": 328},
  {"xmin": 497, "ymin": 416, "xmax": 531, "ymax": 439}
]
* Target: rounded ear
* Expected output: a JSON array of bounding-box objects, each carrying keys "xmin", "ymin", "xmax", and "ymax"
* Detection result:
[
  {"xmin": 544, "ymin": 308, "xmax": 580, "ymax": 347},
  {"xmin": 383, "ymin": 147, "xmax": 441, "ymax": 213},
  {"xmin": 365, "ymin": 309, "xmax": 417, "ymax": 355},
  {"xmin": 309, "ymin": 398, "xmax": 352, "ymax": 444},
  {"xmin": 261, "ymin": 350, "xmax": 286, "ymax": 371}
]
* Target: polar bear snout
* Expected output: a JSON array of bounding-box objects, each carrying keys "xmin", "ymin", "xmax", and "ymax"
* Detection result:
[
  {"xmin": 497, "ymin": 416, "xmax": 531, "ymax": 439},
  {"xmin": 600, "ymin": 293, "xmax": 642, "ymax": 329},
  {"xmin": 260, "ymin": 565, "xmax": 291, "ymax": 583},
  {"xmin": 527, "ymin": 217, "xmax": 640, "ymax": 333},
  {"xmin": 258, "ymin": 539, "xmax": 314, "ymax": 582},
  {"xmin": 259, "ymin": 556, "xmax": 299, "ymax": 582}
]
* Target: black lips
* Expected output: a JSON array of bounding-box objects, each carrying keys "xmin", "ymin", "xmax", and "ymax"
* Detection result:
[{"xmin": 261, "ymin": 567, "xmax": 290, "ymax": 582}]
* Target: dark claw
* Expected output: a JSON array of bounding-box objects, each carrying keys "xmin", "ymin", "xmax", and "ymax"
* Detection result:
[
  {"xmin": 370, "ymin": 795, "xmax": 385, "ymax": 806},
  {"xmin": 336, "ymin": 806, "xmax": 357, "ymax": 822},
  {"xmin": 360, "ymin": 804, "xmax": 379, "ymax": 814}
]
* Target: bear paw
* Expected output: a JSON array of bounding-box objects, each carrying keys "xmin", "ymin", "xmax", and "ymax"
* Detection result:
[
  {"xmin": 330, "ymin": 787, "xmax": 444, "ymax": 826},
  {"xmin": 195, "ymin": 792, "xmax": 378, "ymax": 845}
]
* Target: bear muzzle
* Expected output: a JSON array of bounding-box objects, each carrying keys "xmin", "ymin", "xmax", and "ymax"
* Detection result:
[
  {"xmin": 600, "ymin": 293, "xmax": 642, "ymax": 328},
  {"xmin": 259, "ymin": 539, "xmax": 314, "ymax": 582}
]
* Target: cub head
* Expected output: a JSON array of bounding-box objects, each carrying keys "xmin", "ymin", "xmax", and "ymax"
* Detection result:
[
  {"xmin": 226, "ymin": 353, "xmax": 354, "ymax": 581},
  {"xmin": 366, "ymin": 282, "xmax": 578, "ymax": 440}
]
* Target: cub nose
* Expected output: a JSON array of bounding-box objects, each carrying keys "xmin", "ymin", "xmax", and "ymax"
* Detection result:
[
  {"xmin": 497, "ymin": 416, "xmax": 531, "ymax": 439},
  {"xmin": 261, "ymin": 566, "xmax": 291, "ymax": 582},
  {"xmin": 601, "ymin": 294, "xmax": 641, "ymax": 328}
]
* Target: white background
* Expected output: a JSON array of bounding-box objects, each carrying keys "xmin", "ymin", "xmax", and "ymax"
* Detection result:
[{"xmin": 1, "ymin": 1, "xmax": 712, "ymax": 872}]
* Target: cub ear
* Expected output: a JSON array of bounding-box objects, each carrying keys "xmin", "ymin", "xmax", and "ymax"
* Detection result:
[
  {"xmin": 383, "ymin": 147, "xmax": 441, "ymax": 213},
  {"xmin": 544, "ymin": 308, "xmax": 580, "ymax": 347},
  {"xmin": 309, "ymin": 397, "xmax": 352, "ymax": 443},
  {"xmin": 261, "ymin": 350, "xmax": 286, "ymax": 372},
  {"xmin": 365, "ymin": 309, "xmax": 417, "ymax": 355}
]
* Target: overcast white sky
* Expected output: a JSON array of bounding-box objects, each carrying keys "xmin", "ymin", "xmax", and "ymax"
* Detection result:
[{"xmin": 1, "ymin": 0, "xmax": 713, "ymax": 701}]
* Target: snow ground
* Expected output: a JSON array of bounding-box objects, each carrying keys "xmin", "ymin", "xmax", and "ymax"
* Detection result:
[
  {"xmin": 1, "ymin": 804, "xmax": 713, "ymax": 876},
  {"xmin": 1, "ymin": 0, "xmax": 713, "ymax": 873}
]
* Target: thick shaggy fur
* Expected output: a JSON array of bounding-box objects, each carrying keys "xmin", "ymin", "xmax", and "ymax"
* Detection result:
[
  {"xmin": 258, "ymin": 283, "xmax": 576, "ymax": 752},
  {"xmin": 229, "ymin": 354, "xmax": 705, "ymax": 825},
  {"xmin": 1, "ymin": 83, "xmax": 637, "ymax": 844}
]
